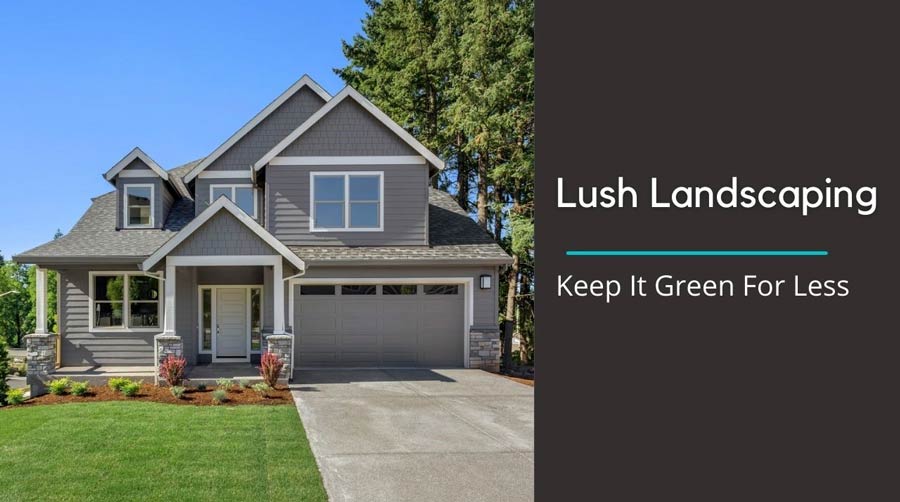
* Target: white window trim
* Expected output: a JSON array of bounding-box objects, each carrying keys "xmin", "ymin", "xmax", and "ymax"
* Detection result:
[
  {"xmin": 209, "ymin": 184, "xmax": 258, "ymax": 219},
  {"xmin": 197, "ymin": 285, "xmax": 264, "ymax": 358},
  {"xmin": 88, "ymin": 271, "xmax": 162, "ymax": 333},
  {"xmin": 123, "ymin": 183, "xmax": 155, "ymax": 229},
  {"xmin": 309, "ymin": 171, "xmax": 384, "ymax": 232}
]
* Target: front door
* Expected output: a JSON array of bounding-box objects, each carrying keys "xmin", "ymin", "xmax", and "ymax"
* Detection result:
[{"xmin": 216, "ymin": 288, "xmax": 248, "ymax": 360}]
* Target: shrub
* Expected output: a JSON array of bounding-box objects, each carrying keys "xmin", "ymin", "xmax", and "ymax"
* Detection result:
[
  {"xmin": 0, "ymin": 337, "xmax": 9, "ymax": 405},
  {"xmin": 196, "ymin": 383, "xmax": 207, "ymax": 392},
  {"xmin": 237, "ymin": 379, "xmax": 250, "ymax": 389},
  {"xmin": 259, "ymin": 352, "xmax": 284, "ymax": 387},
  {"xmin": 211, "ymin": 389, "xmax": 227, "ymax": 404},
  {"xmin": 6, "ymin": 388, "xmax": 25, "ymax": 405},
  {"xmin": 251, "ymin": 382, "xmax": 272, "ymax": 397},
  {"xmin": 158, "ymin": 355, "xmax": 187, "ymax": 387},
  {"xmin": 48, "ymin": 378, "xmax": 71, "ymax": 396},
  {"xmin": 170, "ymin": 386, "xmax": 186, "ymax": 399},
  {"xmin": 108, "ymin": 377, "xmax": 132, "ymax": 391},
  {"xmin": 216, "ymin": 378, "xmax": 233, "ymax": 390},
  {"xmin": 121, "ymin": 381, "xmax": 141, "ymax": 397},
  {"xmin": 70, "ymin": 381, "xmax": 90, "ymax": 397}
]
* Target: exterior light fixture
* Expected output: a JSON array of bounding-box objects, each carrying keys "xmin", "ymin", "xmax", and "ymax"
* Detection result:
[{"xmin": 479, "ymin": 274, "xmax": 492, "ymax": 290}]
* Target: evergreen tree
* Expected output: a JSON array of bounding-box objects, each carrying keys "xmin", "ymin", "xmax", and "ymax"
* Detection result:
[{"xmin": 0, "ymin": 336, "xmax": 9, "ymax": 405}]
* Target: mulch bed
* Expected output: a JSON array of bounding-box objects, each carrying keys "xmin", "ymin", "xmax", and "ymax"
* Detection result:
[
  {"xmin": 15, "ymin": 382, "xmax": 294, "ymax": 407},
  {"xmin": 502, "ymin": 375, "xmax": 535, "ymax": 387}
]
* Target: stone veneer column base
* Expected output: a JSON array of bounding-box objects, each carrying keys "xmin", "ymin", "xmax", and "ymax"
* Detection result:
[
  {"xmin": 469, "ymin": 328, "xmax": 501, "ymax": 372},
  {"xmin": 25, "ymin": 332, "xmax": 58, "ymax": 397},
  {"xmin": 155, "ymin": 334, "xmax": 183, "ymax": 386},
  {"xmin": 263, "ymin": 334, "xmax": 293, "ymax": 383}
]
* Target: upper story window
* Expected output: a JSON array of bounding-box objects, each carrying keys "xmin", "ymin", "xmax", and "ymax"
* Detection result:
[
  {"xmin": 311, "ymin": 172, "xmax": 383, "ymax": 232},
  {"xmin": 210, "ymin": 184, "xmax": 257, "ymax": 218},
  {"xmin": 123, "ymin": 184, "xmax": 154, "ymax": 228}
]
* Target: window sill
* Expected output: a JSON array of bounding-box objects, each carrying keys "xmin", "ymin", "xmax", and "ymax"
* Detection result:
[
  {"xmin": 90, "ymin": 328, "xmax": 162, "ymax": 333},
  {"xmin": 310, "ymin": 227, "xmax": 384, "ymax": 233}
]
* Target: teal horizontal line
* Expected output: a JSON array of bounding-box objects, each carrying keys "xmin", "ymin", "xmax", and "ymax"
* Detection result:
[{"xmin": 566, "ymin": 250, "xmax": 829, "ymax": 257}]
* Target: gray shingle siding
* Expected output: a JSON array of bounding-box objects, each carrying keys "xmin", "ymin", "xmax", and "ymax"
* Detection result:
[
  {"xmin": 267, "ymin": 164, "xmax": 428, "ymax": 246},
  {"xmin": 206, "ymin": 87, "xmax": 326, "ymax": 171},
  {"xmin": 169, "ymin": 211, "xmax": 275, "ymax": 257},
  {"xmin": 281, "ymin": 99, "xmax": 418, "ymax": 156}
]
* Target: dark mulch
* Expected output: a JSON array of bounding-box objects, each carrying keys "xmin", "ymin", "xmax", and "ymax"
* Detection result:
[{"xmin": 19, "ymin": 382, "xmax": 294, "ymax": 407}]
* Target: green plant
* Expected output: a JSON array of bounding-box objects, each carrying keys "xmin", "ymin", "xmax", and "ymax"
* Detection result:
[
  {"xmin": 196, "ymin": 383, "xmax": 207, "ymax": 391},
  {"xmin": 170, "ymin": 386, "xmax": 186, "ymax": 399},
  {"xmin": 211, "ymin": 389, "xmax": 227, "ymax": 404},
  {"xmin": 237, "ymin": 379, "xmax": 250, "ymax": 389},
  {"xmin": 0, "ymin": 337, "xmax": 9, "ymax": 405},
  {"xmin": 215, "ymin": 378, "xmax": 232, "ymax": 390},
  {"xmin": 48, "ymin": 378, "xmax": 71, "ymax": 396},
  {"xmin": 251, "ymin": 382, "xmax": 272, "ymax": 397},
  {"xmin": 70, "ymin": 381, "xmax": 90, "ymax": 397},
  {"xmin": 121, "ymin": 381, "xmax": 141, "ymax": 397},
  {"xmin": 6, "ymin": 388, "xmax": 25, "ymax": 405},
  {"xmin": 108, "ymin": 377, "xmax": 132, "ymax": 391}
]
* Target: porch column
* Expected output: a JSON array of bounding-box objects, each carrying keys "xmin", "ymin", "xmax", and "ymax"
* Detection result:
[
  {"xmin": 34, "ymin": 266, "xmax": 48, "ymax": 334},
  {"xmin": 164, "ymin": 258, "xmax": 176, "ymax": 333},
  {"xmin": 273, "ymin": 259, "xmax": 285, "ymax": 334}
]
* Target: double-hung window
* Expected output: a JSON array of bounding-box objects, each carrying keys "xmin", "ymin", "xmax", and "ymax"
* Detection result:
[
  {"xmin": 123, "ymin": 184, "xmax": 154, "ymax": 228},
  {"xmin": 210, "ymin": 184, "xmax": 257, "ymax": 218},
  {"xmin": 91, "ymin": 273, "xmax": 160, "ymax": 330},
  {"xmin": 311, "ymin": 172, "xmax": 383, "ymax": 231}
]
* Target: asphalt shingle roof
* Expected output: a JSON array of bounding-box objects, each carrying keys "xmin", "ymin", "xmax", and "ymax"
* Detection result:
[{"xmin": 15, "ymin": 166, "xmax": 510, "ymax": 266}]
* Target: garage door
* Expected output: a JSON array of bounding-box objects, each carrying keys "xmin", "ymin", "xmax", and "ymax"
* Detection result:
[{"xmin": 294, "ymin": 283, "xmax": 465, "ymax": 368}]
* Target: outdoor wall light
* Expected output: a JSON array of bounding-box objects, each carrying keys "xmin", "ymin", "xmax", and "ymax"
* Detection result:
[{"xmin": 480, "ymin": 274, "xmax": 492, "ymax": 290}]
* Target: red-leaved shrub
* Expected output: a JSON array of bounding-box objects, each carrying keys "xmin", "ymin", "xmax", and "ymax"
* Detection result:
[
  {"xmin": 259, "ymin": 352, "xmax": 284, "ymax": 387},
  {"xmin": 159, "ymin": 355, "xmax": 187, "ymax": 387}
]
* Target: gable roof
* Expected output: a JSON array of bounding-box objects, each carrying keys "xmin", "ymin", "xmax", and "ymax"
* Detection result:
[
  {"xmin": 103, "ymin": 147, "xmax": 169, "ymax": 182},
  {"xmin": 141, "ymin": 196, "xmax": 306, "ymax": 272},
  {"xmin": 253, "ymin": 86, "xmax": 445, "ymax": 171},
  {"xmin": 183, "ymin": 75, "xmax": 331, "ymax": 183}
]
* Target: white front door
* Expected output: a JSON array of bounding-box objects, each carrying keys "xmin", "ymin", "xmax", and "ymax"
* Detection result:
[{"xmin": 216, "ymin": 288, "xmax": 248, "ymax": 359}]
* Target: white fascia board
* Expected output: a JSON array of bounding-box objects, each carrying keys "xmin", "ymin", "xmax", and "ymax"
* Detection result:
[
  {"xmin": 104, "ymin": 147, "xmax": 169, "ymax": 182},
  {"xmin": 269, "ymin": 156, "xmax": 426, "ymax": 166},
  {"xmin": 141, "ymin": 197, "xmax": 306, "ymax": 272},
  {"xmin": 184, "ymin": 75, "xmax": 332, "ymax": 183},
  {"xmin": 253, "ymin": 86, "xmax": 445, "ymax": 172}
]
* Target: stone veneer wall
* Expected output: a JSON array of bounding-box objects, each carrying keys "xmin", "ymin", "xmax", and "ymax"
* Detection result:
[
  {"xmin": 263, "ymin": 334, "xmax": 293, "ymax": 382},
  {"xmin": 25, "ymin": 333, "xmax": 58, "ymax": 396},
  {"xmin": 155, "ymin": 334, "xmax": 183, "ymax": 385},
  {"xmin": 469, "ymin": 328, "xmax": 501, "ymax": 372}
]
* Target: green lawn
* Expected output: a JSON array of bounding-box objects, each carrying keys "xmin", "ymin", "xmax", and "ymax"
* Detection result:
[{"xmin": 0, "ymin": 402, "xmax": 327, "ymax": 502}]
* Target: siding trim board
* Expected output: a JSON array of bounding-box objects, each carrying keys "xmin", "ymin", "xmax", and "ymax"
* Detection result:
[{"xmin": 270, "ymin": 156, "xmax": 426, "ymax": 166}]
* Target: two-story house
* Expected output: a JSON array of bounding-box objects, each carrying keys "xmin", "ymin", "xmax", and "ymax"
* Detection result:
[{"xmin": 14, "ymin": 75, "xmax": 510, "ymax": 381}]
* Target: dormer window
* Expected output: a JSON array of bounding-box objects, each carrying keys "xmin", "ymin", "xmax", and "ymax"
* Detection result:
[
  {"xmin": 210, "ymin": 184, "xmax": 257, "ymax": 218},
  {"xmin": 310, "ymin": 172, "xmax": 383, "ymax": 232},
  {"xmin": 123, "ymin": 184, "xmax": 154, "ymax": 228}
]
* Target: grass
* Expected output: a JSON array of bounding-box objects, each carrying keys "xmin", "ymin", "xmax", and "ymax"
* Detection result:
[{"xmin": 0, "ymin": 402, "xmax": 327, "ymax": 502}]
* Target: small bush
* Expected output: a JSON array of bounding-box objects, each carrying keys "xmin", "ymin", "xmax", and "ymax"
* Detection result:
[
  {"xmin": 70, "ymin": 381, "xmax": 90, "ymax": 397},
  {"xmin": 159, "ymin": 355, "xmax": 187, "ymax": 387},
  {"xmin": 121, "ymin": 381, "xmax": 141, "ymax": 397},
  {"xmin": 216, "ymin": 378, "xmax": 233, "ymax": 390},
  {"xmin": 237, "ymin": 379, "xmax": 250, "ymax": 389},
  {"xmin": 170, "ymin": 386, "xmax": 186, "ymax": 399},
  {"xmin": 211, "ymin": 389, "xmax": 227, "ymax": 404},
  {"xmin": 108, "ymin": 377, "xmax": 132, "ymax": 391},
  {"xmin": 6, "ymin": 388, "xmax": 25, "ymax": 405},
  {"xmin": 259, "ymin": 352, "xmax": 284, "ymax": 387},
  {"xmin": 251, "ymin": 382, "xmax": 272, "ymax": 397},
  {"xmin": 48, "ymin": 378, "xmax": 71, "ymax": 396},
  {"xmin": 196, "ymin": 383, "xmax": 207, "ymax": 391}
]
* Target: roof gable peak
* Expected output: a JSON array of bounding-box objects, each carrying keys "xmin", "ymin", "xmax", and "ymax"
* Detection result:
[{"xmin": 103, "ymin": 147, "xmax": 169, "ymax": 182}]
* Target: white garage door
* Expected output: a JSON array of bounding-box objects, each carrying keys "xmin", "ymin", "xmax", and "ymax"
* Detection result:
[{"xmin": 294, "ymin": 283, "xmax": 465, "ymax": 367}]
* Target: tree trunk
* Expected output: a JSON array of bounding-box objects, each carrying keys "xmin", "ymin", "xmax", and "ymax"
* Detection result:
[
  {"xmin": 455, "ymin": 134, "xmax": 469, "ymax": 212},
  {"xmin": 476, "ymin": 152, "xmax": 488, "ymax": 230},
  {"xmin": 505, "ymin": 254, "xmax": 519, "ymax": 322}
]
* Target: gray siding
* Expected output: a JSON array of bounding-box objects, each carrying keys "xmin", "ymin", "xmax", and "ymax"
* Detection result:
[
  {"xmin": 176, "ymin": 267, "xmax": 198, "ymax": 366},
  {"xmin": 281, "ymin": 99, "xmax": 418, "ymax": 156},
  {"xmin": 298, "ymin": 265, "xmax": 500, "ymax": 329},
  {"xmin": 58, "ymin": 268, "xmax": 159, "ymax": 366},
  {"xmin": 197, "ymin": 266, "xmax": 263, "ymax": 285},
  {"xmin": 194, "ymin": 178, "xmax": 261, "ymax": 222},
  {"xmin": 206, "ymin": 86, "xmax": 326, "ymax": 171},
  {"xmin": 267, "ymin": 164, "xmax": 428, "ymax": 245},
  {"xmin": 169, "ymin": 212, "xmax": 275, "ymax": 256}
]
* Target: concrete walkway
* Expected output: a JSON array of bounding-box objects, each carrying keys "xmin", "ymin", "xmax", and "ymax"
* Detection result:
[{"xmin": 292, "ymin": 369, "xmax": 534, "ymax": 502}]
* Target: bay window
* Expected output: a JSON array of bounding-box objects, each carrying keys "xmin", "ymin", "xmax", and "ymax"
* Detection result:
[{"xmin": 311, "ymin": 172, "xmax": 383, "ymax": 231}]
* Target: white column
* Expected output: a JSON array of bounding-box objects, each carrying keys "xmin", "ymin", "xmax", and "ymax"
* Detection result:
[
  {"xmin": 273, "ymin": 259, "xmax": 285, "ymax": 334},
  {"xmin": 34, "ymin": 266, "xmax": 48, "ymax": 334},
  {"xmin": 164, "ymin": 258, "xmax": 176, "ymax": 334}
]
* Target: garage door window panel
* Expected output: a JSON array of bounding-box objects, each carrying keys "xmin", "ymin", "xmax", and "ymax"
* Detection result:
[{"xmin": 424, "ymin": 285, "xmax": 459, "ymax": 295}]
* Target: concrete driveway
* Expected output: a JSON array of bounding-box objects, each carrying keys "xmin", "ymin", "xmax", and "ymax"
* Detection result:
[{"xmin": 292, "ymin": 369, "xmax": 534, "ymax": 502}]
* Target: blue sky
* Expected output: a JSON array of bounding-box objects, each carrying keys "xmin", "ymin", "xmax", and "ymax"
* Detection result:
[{"xmin": 0, "ymin": 1, "xmax": 368, "ymax": 257}]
